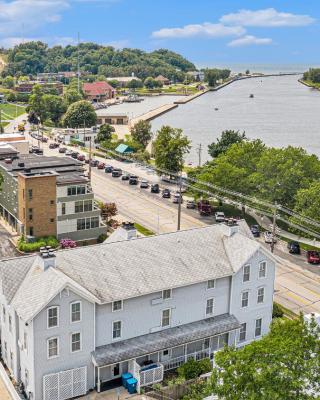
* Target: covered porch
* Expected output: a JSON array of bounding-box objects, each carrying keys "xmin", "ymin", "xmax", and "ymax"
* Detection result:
[{"xmin": 92, "ymin": 314, "xmax": 240, "ymax": 394}]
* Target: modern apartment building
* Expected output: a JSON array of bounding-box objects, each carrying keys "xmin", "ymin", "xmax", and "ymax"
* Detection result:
[
  {"xmin": 0, "ymin": 221, "xmax": 276, "ymax": 400},
  {"xmin": 0, "ymin": 153, "xmax": 106, "ymax": 242}
]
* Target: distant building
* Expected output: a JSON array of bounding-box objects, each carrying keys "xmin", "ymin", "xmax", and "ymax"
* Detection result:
[
  {"xmin": 36, "ymin": 71, "xmax": 79, "ymax": 82},
  {"xmin": 15, "ymin": 81, "xmax": 63, "ymax": 95},
  {"xmin": 0, "ymin": 134, "xmax": 29, "ymax": 155},
  {"xmin": 155, "ymin": 75, "xmax": 170, "ymax": 85},
  {"xmin": 96, "ymin": 109, "xmax": 129, "ymax": 125},
  {"xmin": 187, "ymin": 70, "xmax": 205, "ymax": 81},
  {"xmin": 106, "ymin": 75, "xmax": 142, "ymax": 87},
  {"xmin": 0, "ymin": 153, "xmax": 106, "ymax": 242},
  {"xmin": 83, "ymin": 81, "xmax": 115, "ymax": 102}
]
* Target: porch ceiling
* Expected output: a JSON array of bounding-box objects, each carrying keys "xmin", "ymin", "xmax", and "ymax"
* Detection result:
[{"xmin": 92, "ymin": 313, "xmax": 240, "ymax": 367}]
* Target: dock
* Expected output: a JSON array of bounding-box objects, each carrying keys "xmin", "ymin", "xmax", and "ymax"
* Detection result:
[
  {"xmin": 173, "ymin": 89, "xmax": 210, "ymax": 104},
  {"xmin": 130, "ymin": 103, "xmax": 178, "ymax": 126}
]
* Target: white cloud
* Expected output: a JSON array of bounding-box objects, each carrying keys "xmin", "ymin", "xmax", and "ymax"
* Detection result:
[
  {"xmin": 0, "ymin": 0, "xmax": 69, "ymax": 35},
  {"xmin": 152, "ymin": 23, "xmax": 245, "ymax": 39},
  {"xmin": 228, "ymin": 35, "xmax": 273, "ymax": 47},
  {"xmin": 221, "ymin": 8, "xmax": 315, "ymax": 27}
]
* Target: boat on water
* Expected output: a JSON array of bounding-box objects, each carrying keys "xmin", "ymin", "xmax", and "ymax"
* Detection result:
[
  {"xmin": 214, "ymin": 107, "xmax": 219, "ymax": 111},
  {"xmin": 249, "ymin": 94, "xmax": 254, "ymax": 98},
  {"xmin": 124, "ymin": 94, "xmax": 144, "ymax": 103}
]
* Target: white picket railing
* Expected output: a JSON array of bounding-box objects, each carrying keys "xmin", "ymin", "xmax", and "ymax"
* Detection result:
[
  {"xmin": 162, "ymin": 348, "xmax": 211, "ymax": 371},
  {"xmin": 139, "ymin": 363, "xmax": 164, "ymax": 387}
]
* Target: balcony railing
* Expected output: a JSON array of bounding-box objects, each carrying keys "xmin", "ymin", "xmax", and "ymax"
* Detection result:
[
  {"xmin": 140, "ymin": 363, "xmax": 164, "ymax": 387},
  {"xmin": 162, "ymin": 348, "xmax": 211, "ymax": 371}
]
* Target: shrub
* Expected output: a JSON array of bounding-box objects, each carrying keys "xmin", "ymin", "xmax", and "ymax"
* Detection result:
[
  {"xmin": 60, "ymin": 238, "xmax": 77, "ymax": 249},
  {"xmin": 178, "ymin": 358, "xmax": 212, "ymax": 380},
  {"xmin": 272, "ymin": 302, "xmax": 284, "ymax": 318},
  {"xmin": 97, "ymin": 233, "xmax": 107, "ymax": 243},
  {"xmin": 18, "ymin": 236, "xmax": 59, "ymax": 253},
  {"xmin": 197, "ymin": 358, "xmax": 212, "ymax": 375}
]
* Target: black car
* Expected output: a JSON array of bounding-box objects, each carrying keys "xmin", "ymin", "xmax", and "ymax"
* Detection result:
[
  {"xmin": 151, "ymin": 183, "xmax": 160, "ymax": 193},
  {"xmin": 121, "ymin": 174, "xmax": 130, "ymax": 181},
  {"xmin": 162, "ymin": 188, "xmax": 171, "ymax": 198},
  {"xmin": 287, "ymin": 241, "xmax": 301, "ymax": 255},
  {"xmin": 250, "ymin": 225, "xmax": 260, "ymax": 237},
  {"xmin": 71, "ymin": 152, "xmax": 79, "ymax": 159},
  {"xmin": 129, "ymin": 175, "xmax": 138, "ymax": 185},
  {"xmin": 90, "ymin": 159, "xmax": 99, "ymax": 167},
  {"xmin": 112, "ymin": 168, "xmax": 122, "ymax": 177},
  {"xmin": 104, "ymin": 165, "xmax": 113, "ymax": 173},
  {"xmin": 49, "ymin": 143, "xmax": 59, "ymax": 149},
  {"xmin": 58, "ymin": 147, "xmax": 67, "ymax": 153}
]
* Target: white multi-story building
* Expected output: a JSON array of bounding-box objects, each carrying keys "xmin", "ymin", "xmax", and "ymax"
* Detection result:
[{"xmin": 0, "ymin": 221, "xmax": 276, "ymax": 400}]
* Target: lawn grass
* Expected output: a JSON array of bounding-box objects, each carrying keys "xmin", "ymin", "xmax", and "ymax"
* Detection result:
[
  {"xmin": 301, "ymin": 80, "xmax": 320, "ymax": 90},
  {"xmin": 0, "ymin": 103, "xmax": 26, "ymax": 120},
  {"xmin": 134, "ymin": 223, "xmax": 155, "ymax": 236}
]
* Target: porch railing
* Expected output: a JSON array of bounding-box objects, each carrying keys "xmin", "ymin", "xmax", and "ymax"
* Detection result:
[
  {"xmin": 140, "ymin": 363, "xmax": 164, "ymax": 387},
  {"xmin": 162, "ymin": 348, "xmax": 211, "ymax": 371}
]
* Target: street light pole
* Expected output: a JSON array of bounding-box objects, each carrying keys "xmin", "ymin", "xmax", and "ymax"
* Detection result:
[
  {"xmin": 271, "ymin": 204, "xmax": 277, "ymax": 253},
  {"xmin": 88, "ymin": 136, "xmax": 92, "ymax": 181},
  {"xmin": 177, "ymin": 174, "xmax": 182, "ymax": 231}
]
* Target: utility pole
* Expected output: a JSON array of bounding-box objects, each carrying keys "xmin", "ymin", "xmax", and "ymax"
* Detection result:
[
  {"xmin": 196, "ymin": 143, "xmax": 202, "ymax": 167},
  {"xmin": 0, "ymin": 108, "xmax": 2, "ymax": 133},
  {"xmin": 88, "ymin": 136, "xmax": 92, "ymax": 181},
  {"xmin": 177, "ymin": 174, "xmax": 182, "ymax": 231},
  {"xmin": 270, "ymin": 204, "xmax": 277, "ymax": 253},
  {"xmin": 77, "ymin": 32, "xmax": 80, "ymax": 94}
]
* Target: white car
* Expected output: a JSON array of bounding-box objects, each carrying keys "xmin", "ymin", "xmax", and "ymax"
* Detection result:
[
  {"xmin": 172, "ymin": 193, "xmax": 183, "ymax": 204},
  {"xmin": 215, "ymin": 211, "xmax": 225, "ymax": 222},
  {"xmin": 264, "ymin": 231, "xmax": 277, "ymax": 244}
]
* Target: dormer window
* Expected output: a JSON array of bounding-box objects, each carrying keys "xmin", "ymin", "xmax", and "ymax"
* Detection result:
[
  {"xmin": 243, "ymin": 265, "xmax": 250, "ymax": 282},
  {"xmin": 162, "ymin": 289, "xmax": 172, "ymax": 300},
  {"xmin": 47, "ymin": 306, "xmax": 59, "ymax": 329},
  {"xmin": 112, "ymin": 300, "xmax": 123, "ymax": 312}
]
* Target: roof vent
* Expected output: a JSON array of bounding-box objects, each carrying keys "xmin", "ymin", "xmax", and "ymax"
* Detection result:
[
  {"xmin": 225, "ymin": 218, "xmax": 239, "ymax": 236},
  {"xmin": 39, "ymin": 246, "xmax": 56, "ymax": 270},
  {"xmin": 18, "ymin": 162, "xmax": 25, "ymax": 167}
]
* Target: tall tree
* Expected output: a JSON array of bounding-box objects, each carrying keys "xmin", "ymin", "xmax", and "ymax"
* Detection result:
[
  {"xmin": 208, "ymin": 130, "xmax": 246, "ymax": 158},
  {"xmin": 130, "ymin": 120, "xmax": 153, "ymax": 148},
  {"xmin": 96, "ymin": 124, "xmax": 115, "ymax": 143},
  {"xmin": 210, "ymin": 315, "xmax": 320, "ymax": 400},
  {"xmin": 62, "ymin": 100, "xmax": 97, "ymax": 128},
  {"xmin": 28, "ymin": 84, "xmax": 48, "ymax": 122},
  {"xmin": 154, "ymin": 126, "xmax": 191, "ymax": 174},
  {"xmin": 42, "ymin": 94, "xmax": 67, "ymax": 125}
]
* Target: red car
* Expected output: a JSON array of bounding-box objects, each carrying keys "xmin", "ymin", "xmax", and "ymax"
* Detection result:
[
  {"xmin": 307, "ymin": 250, "xmax": 320, "ymax": 264},
  {"xmin": 97, "ymin": 162, "xmax": 105, "ymax": 169},
  {"xmin": 77, "ymin": 154, "xmax": 85, "ymax": 162}
]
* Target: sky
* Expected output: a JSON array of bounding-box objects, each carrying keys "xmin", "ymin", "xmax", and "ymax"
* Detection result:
[{"xmin": 0, "ymin": 0, "xmax": 319, "ymax": 67}]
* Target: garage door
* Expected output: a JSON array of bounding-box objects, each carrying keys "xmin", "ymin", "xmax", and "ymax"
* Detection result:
[{"xmin": 43, "ymin": 366, "xmax": 87, "ymax": 400}]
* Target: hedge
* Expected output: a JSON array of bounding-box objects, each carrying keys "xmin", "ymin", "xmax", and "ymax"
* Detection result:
[{"xmin": 18, "ymin": 236, "xmax": 59, "ymax": 253}]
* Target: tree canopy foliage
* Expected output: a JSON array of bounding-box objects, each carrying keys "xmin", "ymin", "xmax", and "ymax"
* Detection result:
[
  {"xmin": 62, "ymin": 100, "xmax": 97, "ymax": 128},
  {"xmin": 204, "ymin": 68, "xmax": 231, "ymax": 86},
  {"xmin": 3, "ymin": 41, "xmax": 195, "ymax": 81},
  {"xmin": 130, "ymin": 120, "xmax": 153, "ymax": 149},
  {"xmin": 208, "ymin": 130, "xmax": 246, "ymax": 158},
  {"xmin": 303, "ymin": 68, "xmax": 320, "ymax": 83}
]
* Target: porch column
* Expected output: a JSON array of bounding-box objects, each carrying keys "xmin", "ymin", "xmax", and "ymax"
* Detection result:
[{"xmin": 97, "ymin": 367, "xmax": 101, "ymax": 393}]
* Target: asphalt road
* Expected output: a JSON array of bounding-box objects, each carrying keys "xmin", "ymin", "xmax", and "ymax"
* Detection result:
[{"xmin": 28, "ymin": 134, "xmax": 320, "ymax": 315}]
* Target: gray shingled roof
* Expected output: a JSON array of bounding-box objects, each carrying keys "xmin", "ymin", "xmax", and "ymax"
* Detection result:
[{"xmin": 92, "ymin": 313, "xmax": 240, "ymax": 366}]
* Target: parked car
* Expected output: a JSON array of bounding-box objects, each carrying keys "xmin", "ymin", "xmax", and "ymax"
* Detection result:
[
  {"xmin": 41, "ymin": 137, "xmax": 48, "ymax": 143},
  {"xmin": 59, "ymin": 147, "xmax": 67, "ymax": 153},
  {"xmin": 307, "ymin": 250, "xmax": 320, "ymax": 264},
  {"xmin": 250, "ymin": 225, "xmax": 260, "ymax": 237},
  {"xmin": 173, "ymin": 192, "xmax": 183, "ymax": 204},
  {"xmin": 71, "ymin": 152, "xmax": 79, "ymax": 159},
  {"xmin": 121, "ymin": 174, "xmax": 130, "ymax": 181},
  {"xmin": 97, "ymin": 162, "xmax": 105, "ymax": 169},
  {"xmin": 287, "ymin": 241, "xmax": 301, "ymax": 255},
  {"xmin": 29, "ymin": 146, "xmax": 43, "ymax": 155},
  {"xmin": 140, "ymin": 180, "xmax": 149, "ymax": 189},
  {"xmin": 112, "ymin": 168, "xmax": 122, "ymax": 177},
  {"xmin": 77, "ymin": 154, "xmax": 85, "ymax": 162},
  {"xmin": 90, "ymin": 159, "xmax": 99, "ymax": 167},
  {"xmin": 186, "ymin": 200, "xmax": 196, "ymax": 209},
  {"xmin": 129, "ymin": 175, "xmax": 138, "ymax": 185},
  {"xmin": 104, "ymin": 165, "xmax": 113, "ymax": 173},
  {"xmin": 151, "ymin": 183, "xmax": 160, "ymax": 193},
  {"xmin": 264, "ymin": 231, "xmax": 277, "ymax": 244},
  {"xmin": 162, "ymin": 188, "xmax": 171, "ymax": 198},
  {"xmin": 215, "ymin": 211, "xmax": 225, "ymax": 223},
  {"xmin": 49, "ymin": 143, "xmax": 59, "ymax": 149},
  {"xmin": 197, "ymin": 200, "xmax": 212, "ymax": 215},
  {"xmin": 65, "ymin": 150, "xmax": 73, "ymax": 156}
]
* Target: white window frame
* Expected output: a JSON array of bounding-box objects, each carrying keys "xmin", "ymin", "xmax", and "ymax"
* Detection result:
[
  {"xmin": 161, "ymin": 309, "xmax": 171, "ymax": 328},
  {"xmin": 112, "ymin": 320, "xmax": 122, "ymax": 340},
  {"xmin": 112, "ymin": 300, "xmax": 123, "ymax": 312},
  {"xmin": 243, "ymin": 265, "xmax": 250, "ymax": 282},
  {"xmin": 70, "ymin": 301, "xmax": 82, "ymax": 323},
  {"xmin": 255, "ymin": 318, "xmax": 262, "ymax": 337},
  {"xmin": 47, "ymin": 306, "xmax": 59, "ymax": 329},
  {"xmin": 162, "ymin": 289, "xmax": 172, "ymax": 300},
  {"xmin": 207, "ymin": 279, "xmax": 215, "ymax": 289},
  {"xmin": 259, "ymin": 261, "xmax": 267, "ymax": 279},
  {"xmin": 241, "ymin": 291, "xmax": 249, "ymax": 308},
  {"xmin": 70, "ymin": 332, "xmax": 82, "ymax": 353},
  {"xmin": 205, "ymin": 298, "xmax": 214, "ymax": 316},
  {"xmin": 257, "ymin": 287, "xmax": 265, "ymax": 304},
  {"xmin": 239, "ymin": 323, "xmax": 247, "ymax": 342},
  {"xmin": 47, "ymin": 337, "xmax": 59, "ymax": 359}
]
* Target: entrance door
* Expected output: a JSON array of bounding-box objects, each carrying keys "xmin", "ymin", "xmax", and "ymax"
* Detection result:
[{"xmin": 111, "ymin": 363, "xmax": 120, "ymax": 379}]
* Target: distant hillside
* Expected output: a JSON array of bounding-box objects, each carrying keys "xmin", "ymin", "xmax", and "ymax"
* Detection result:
[{"xmin": 2, "ymin": 41, "xmax": 196, "ymax": 81}]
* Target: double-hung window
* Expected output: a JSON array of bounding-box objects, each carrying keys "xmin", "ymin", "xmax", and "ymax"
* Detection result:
[
  {"xmin": 161, "ymin": 309, "xmax": 171, "ymax": 327},
  {"xmin": 239, "ymin": 323, "xmax": 246, "ymax": 342},
  {"xmin": 241, "ymin": 291, "xmax": 249, "ymax": 308},
  {"xmin": 206, "ymin": 298, "xmax": 214, "ymax": 316},
  {"xmin": 207, "ymin": 279, "xmax": 215, "ymax": 289},
  {"xmin": 257, "ymin": 287, "xmax": 265, "ymax": 304},
  {"xmin": 71, "ymin": 301, "xmax": 81, "ymax": 323},
  {"xmin": 162, "ymin": 289, "xmax": 172, "ymax": 300},
  {"xmin": 255, "ymin": 318, "xmax": 262, "ymax": 337},
  {"xmin": 71, "ymin": 332, "xmax": 81, "ymax": 352},
  {"xmin": 47, "ymin": 306, "xmax": 59, "ymax": 329},
  {"xmin": 259, "ymin": 262, "xmax": 267, "ymax": 278},
  {"xmin": 243, "ymin": 265, "xmax": 250, "ymax": 282},
  {"xmin": 112, "ymin": 321, "xmax": 122, "ymax": 339},
  {"xmin": 112, "ymin": 300, "xmax": 123, "ymax": 312},
  {"xmin": 47, "ymin": 337, "xmax": 59, "ymax": 358}
]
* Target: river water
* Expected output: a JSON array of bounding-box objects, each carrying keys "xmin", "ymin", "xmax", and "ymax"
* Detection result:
[{"xmin": 151, "ymin": 75, "xmax": 320, "ymax": 164}]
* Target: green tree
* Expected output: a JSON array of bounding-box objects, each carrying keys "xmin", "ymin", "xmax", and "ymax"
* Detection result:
[
  {"xmin": 96, "ymin": 124, "xmax": 115, "ymax": 143},
  {"xmin": 210, "ymin": 315, "xmax": 320, "ymax": 400},
  {"xmin": 154, "ymin": 126, "xmax": 191, "ymax": 174},
  {"xmin": 42, "ymin": 94, "xmax": 67, "ymax": 125},
  {"xmin": 127, "ymin": 79, "xmax": 143, "ymax": 89},
  {"xmin": 63, "ymin": 100, "xmax": 97, "ymax": 128},
  {"xmin": 2, "ymin": 75, "xmax": 15, "ymax": 89},
  {"xmin": 130, "ymin": 120, "xmax": 153, "ymax": 148},
  {"xmin": 63, "ymin": 88, "xmax": 83, "ymax": 106},
  {"xmin": 144, "ymin": 77, "xmax": 157, "ymax": 89},
  {"xmin": 208, "ymin": 130, "xmax": 246, "ymax": 158},
  {"xmin": 28, "ymin": 84, "xmax": 48, "ymax": 122}
]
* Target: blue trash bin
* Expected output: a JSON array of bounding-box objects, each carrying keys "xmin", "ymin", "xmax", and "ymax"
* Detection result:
[
  {"xmin": 127, "ymin": 377, "xmax": 138, "ymax": 394},
  {"xmin": 122, "ymin": 372, "xmax": 133, "ymax": 388}
]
